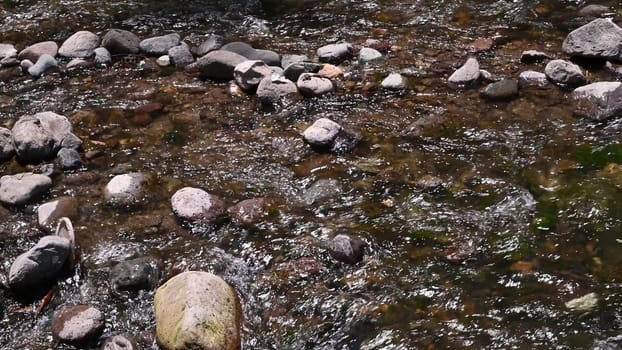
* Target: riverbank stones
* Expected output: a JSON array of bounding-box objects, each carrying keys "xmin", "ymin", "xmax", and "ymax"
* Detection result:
[
  {"xmin": 256, "ymin": 74, "xmax": 299, "ymax": 103},
  {"xmin": 234, "ymin": 60, "xmax": 274, "ymax": 91},
  {"xmin": 187, "ymin": 49, "xmax": 246, "ymax": 80},
  {"xmin": 281, "ymin": 54, "xmax": 310, "ymax": 69},
  {"xmin": 545, "ymin": 59, "xmax": 586, "ymax": 88},
  {"xmin": 359, "ymin": 47, "xmax": 383, "ymax": 63},
  {"xmin": 11, "ymin": 111, "xmax": 74, "ymax": 163},
  {"xmin": 194, "ymin": 34, "xmax": 225, "ymax": 56},
  {"xmin": 171, "ymin": 187, "xmax": 226, "ymax": 224},
  {"xmin": 228, "ymin": 198, "xmax": 272, "ymax": 227},
  {"xmin": 94, "ymin": 47, "xmax": 112, "ymax": 65},
  {"xmin": 0, "ymin": 173, "xmax": 52, "ymax": 206},
  {"xmin": 0, "ymin": 127, "xmax": 14, "ymax": 161},
  {"xmin": 57, "ymin": 148, "xmax": 83, "ymax": 170},
  {"xmin": 104, "ymin": 172, "xmax": 147, "ymax": 206},
  {"xmin": 480, "ymin": 79, "xmax": 519, "ymax": 100},
  {"xmin": 317, "ymin": 43, "xmax": 353, "ymax": 64},
  {"xmin": 37, "ymin": 196, "xmax": 78, "ymax": 230},
  {"xmin": 28, "ymin": 54, "xmax": 58, "ymax": 77},
  {"xmin": 572, "ymin": 81, "xmax": 622, "ymax": 121},
  {"xmin": 381, "ymin": 73, "xmax": 406, "ymax": 89},
  {"xmin": 8, "ymin": 235, "xmax": 71, "ymax": 290},
  {"xmin": 154, "ymin": 271, "xmax": 242, "ymax": 350},
  {"xmin": 18, "ymin": 41, "xmax": 58, "ymax": 62},
  {"xmin": 59, "ymin": 31, "xmax": 100, "ymax": 58},
  {"xmin": 110, "ymin": 256, "xmax": 162, "ymax": 292},
  {"xmin": 140, "ymin": 33, "xmax": 180, "ymax": 56},
  {"xmin": 168, "ymin": 44, "xmax": 194, "ymax": 68},
  {"xmin": 222, "ymin": 41, "xmax": 281, "ymax": 66},
  {"xmin": 102, "ymin": 29, "xmax": 140, "ymax": 55},
  {"xmin": 520, "ymin": 50, "xmax": 551, "ymax": 64},
  {"xmin": 327, "ymin": 234, "xmax": 366, "ymax": 264},
  {"xmin": 297, "ymin": 73, "xmax": 335, "ymax": 97},
  {"xmin": 447, "ymin": 57, "xmax": 480, "ymax": 89},
  {"xmin": 52, "ymin": 305, "xmax": 105, "ymax": 346},
  {"xmin": 303, "ymin": 118, "xmax": 341, "ymax": 148},
  {"xmin": 0, "ymin": 44, "xmax": 17, "ymax": 60},
  {"xmin": 283, "ymin": 61, "xmax": 322, "ymax": 82},
  {"xmin": 562, "ymin": 18, "xmax": 622, "ymax": 61},
  {"xmin": 519, "ymin": 70, "xmax": 549, "ymax": 88}
]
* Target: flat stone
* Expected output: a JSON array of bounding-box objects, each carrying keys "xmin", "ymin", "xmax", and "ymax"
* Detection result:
[
  {"xmin": 297, "ymin": 73, "xmax": 335, "ymax": 97},
  {"xmin": 0, "ymin": 43, "xmax": 17, "ymax": 60},
  {"xmin": 104, "ymin": 172, "xmax": 147, "ymax": 206},
  {"xmin": 520, "ymin": 50, "xmax": 551, "ymax": 64},
  {"xmin": 11, "ymin": 111, "xmax": 73, "ymax": 163},
  {"xmin": 0, "ymin": 127, "xmax": 14, "ymax": 162},
  {"xmin": 110, "ymin": 256, "xmax": 161, "ymax": 292},
  {"xmin": 18, "ymin": 41, "xmax": 58, "ymax": 62},
  {"xmin": 359, "ymin": 47, "xmax": 383, "ymax": 63},
  {"xmin": 154, "ymin": 271, "xmax": 242, "ymax": 350},
  {"xmin": 168, "ymin": 44, "xmax": 194, "ymax": 68},
  {"xmin": 186, "ymin": 50, "xmax": 247, "ymax": 80},
  {"xmin": 545, "ymin": 59, "xmax": 586, "ymax": 87},
  {"xmin": 447, "ymin": 57, "xmax": 480, "ymax": 89},
  {"xmin": 52, "ymin": 305, "xmax": 105, "ymax": 346},
  {"xmin": 480, "ymin": 79, "xmax": 519, "ymax": 100},
  {"xmin": 518, "ymin": 70, "xmax": 549, "ymax": 88},
  {"xmin": 234, "ymin": 60, "xmax": 274, "ymax": 91},
  {"xmin": 0, "ymin": 172, "xmax": 52, "ymax": 206},
  {"xmin": 94, "ymin": 47, "xmax": 112, "ymax": 65},
  {"xmin": 59, "ymin": 31, "xmax": 100, "ymax": 58},
  {"xmin": 317, "ymin": 43, "xmax": 353, "ymax": 64},
  {"xmin": 256, "ymin": 74, "xmax": 299, "ymax": 103},
  {"xmin": 37, "ymin": 196, "xmax": 79, "ymax": 230},
  {"xmin": 8, "ymin": 235, "xmax": 71, "ymax": 290},
  {"xmin": 572, "ymin": 81, "xmax": 622, "ymax": 121},
  {"xmin": 171, "ymin": 187, "xmax": 226, "ymax": 223},
  {"xmin": 139, "ymin": 33, "xmax": 180, "ymax": 56},
  {"xmin": 194, "ymin": 34, "xmax": 225, "ymax": 56},
  {"xmin": 327, "ymin": 234, "xmax": 366, "ymax": 264},
  {"xmin": 381, "ymin": 73, "xmax": 406, "ymax": 89},
  {"xmin": 102, "ymin": 29, "xmax": 140, "ymax": 55},
  {"xmin": 562, "ymin": 18, "xmax": 622, "ymax": 61},
  {"xmin": 28, "ymin": 54, "xmax": 59, "ymax": 77}
]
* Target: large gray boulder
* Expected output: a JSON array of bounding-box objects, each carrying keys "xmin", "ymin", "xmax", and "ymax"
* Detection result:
[
  {"xmin": 447, "ymin": 57, "xmax": 480, "ymax": 89},
  {"xmin": 140, "ymin": 33, "xmax": 181, "ymax": 56},
  {"xmin": 0, "ymin": 173, "xmax": 52, "ymax": 206},
  {"xmin": 0, "ymin": 127, "xmax": 14, "ymax": 162},
  {"xmin": 11, "ymin": 111, "xmax": 73, "ymax": 163},
  {"xmin": 171, "ymin": 187, "xmax": 226, "ymax": 223},
  {"xmin": 572, "ymin": 81, "xmax": 622, "ymax": 121},
  {"xmin": 562, "ymin": 19, "xmax": 622, "ymax": 61},
  {"xmin": 18, "ymin": 41, "xmax": 58, "ymax": 62},
  {"xmin": 58, "ymin": 31, "xmax": 100, "ymax": 58},
  {"xmin": 545, "ymin": 59, "xmax": 586, "ymax": 87},
  {"xmin": 102, "ymin": 29, "xmax": 140, "ymax": 55},
  {"xmin": 234, "ymin": 60, "xmax": 273, "ymax": 91},
  {"xmin": 154, "ymin": 271, "xmax": 242, "ymax": 350},
  {"xmin": 186, "ymin": 50, "xmax": 246, "ymax": 80},
  {"xmin": 8, "ymin": 235, "xmax": 71, "ymax": 290}
]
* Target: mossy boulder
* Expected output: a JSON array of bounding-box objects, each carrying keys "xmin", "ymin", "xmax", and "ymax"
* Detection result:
[{"xmin": 154, "ymin": 271, "xmax": 242, "ymax": 350}]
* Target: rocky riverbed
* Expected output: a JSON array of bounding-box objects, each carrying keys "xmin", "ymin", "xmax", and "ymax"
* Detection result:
[{"xmin": 2, "ymin": 1, "xmax": 622, "ymax": 349}]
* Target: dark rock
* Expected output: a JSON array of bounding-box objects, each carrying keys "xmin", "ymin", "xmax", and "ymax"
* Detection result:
[
  {"xmin": 37, "ymin": 196, "xmax": 79, "ymax": 230},
  {"xmin": 194, "ymin": 34, "xmax": 225, "ymax": 56},
  {"xmin": 8, "ymin": 235, "xmax": 71, "ymax": 290},
  {"xmin": 11, "ymin": 111, "xmax": 73, "ymax": 163},
  {"xmin": 228, "ymin": 198, "xmax": 272, "ymax": 226},
  {"xmin": 186, "ymin": 50, "xmax": 246, "ymax": 80},
  {"xmin": 480, "ymin": 79, "xmax": 519, "ymax": 100},
  {"xmin": 234, "ymin": 60, "xmax": 274, "ymax": 91},
  {"xmin": 104, "ymin": 172, "xmax": 147, "ymax": 206},
  {"xmin": 28, "ymin": 54, "xmax": 59, "ymax": 77},
  {"xmin": 168, "ymin": 44, "xmax": 194, "ymax": 68},
  {"xmin": 447, "ymin": 57, "xmax": 480, "ymax": 89},
  {"xmin": 140, "ymin": 33, "xmax": 180, "ymax": 56},
  {"xmin": 519, "ymin": 70, "xmax": 549, "ymax": 88},
  {"xmin": 57, "ymin": 148, "xmax": 83, "ymax": 170},
  {"xmin": 0, "ymin": 127, "xmax": 14, "ymax": 162},
  {"xmin": 256, "ymin": 74, "xmax": 299, "ymax": 103},
  {"xmin": 327, "ymin": 234, "xmax": 366, "ymax": 264},
  {"xmin": 102, "ymin": 29, "xmax": 140, "ymax": 55},
  {"xmin": 110, "ymin": 256, "xmax": 162, "ymax": 292},
  {"xmin": 101, "ymin": 334, "xmax": 138, "ymax": 350},
  {"xmin": 572, "ymin": 81, "xmax": 622, "ymax": 121},
  {"xmin": 171, "ymin": 187, "xmax": 226, "ymax": 223},
  {"xmin": 0, "ymin": 173, "xmax": 52, "ymax": 206},
  {"xmin": 58, "ymin": 31, "xmax": 100, "ymax": 58},
  {"xmin": 18, "ymin": 41, "xmax": 58, "ymax": 62},
  {"xmin": 562, "ymin": 19, "xmax": 622, "ymax": 61},
  {"xmin": 545, "ymin": 59, "xmax": 586, "ymax": 87},
  {"xmin": 283, "ymin": 62, "xmax": 322, "ymax": 82},
  {"xmin": 520, "ymin": 50, "xmax": 551, "ymax": 64},
  {"xmin": 301, "ymin": 178, "xmax": 341, "ymax": 206},
  {"xmin": 317, "ymin": 43, "xmax": 353, "ymax": 64},
  {"xmin": 297, "ymin": 73, "xmax": 335, "ymax": 97},
  {"xmin": 94, "ymin": 47, "xmax": 112, "ymax": 65},
  {"xmin": 52, "ymin": 305, "xmax": 105, "ymax": 346},
  {"xmin": 330, "ymin": 128, "xmax": 361, "ymax": 154}
]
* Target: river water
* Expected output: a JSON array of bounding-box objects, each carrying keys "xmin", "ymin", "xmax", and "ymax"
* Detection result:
[{"xmin": 1, "ymin": 0, "xmax": 622, "ymax": 349}]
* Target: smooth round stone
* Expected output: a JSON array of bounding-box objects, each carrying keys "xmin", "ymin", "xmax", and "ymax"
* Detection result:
[
  {"xmin": 58, "ymin": 31, "xmax": 100, "ymax": 58},
  {"xmin": 156, "ymin": 55, "xmax": 171, "ymax": 67},
  {"xmin": 20, "ymin": 59, "xmax": 33, "ymax": 71},
  {"xmin": 359, "ymin": 47, "xmax": 383, "ymax": 63},
  {"xmin": 545, "ymin": 59, "xmax": 586, "ymax": 87},
  {"xmin": 8, "ymin": 235, "xmax": 71, "ymax": 290},
  {"xmin": 110, "ymin": 256, "xmax": 161, "ymax": 292},
  {"xmin": 171, "ymin": 187, "xmax": 226, "ymax": 223},
  {"xmin": 317, "ymin": 64, "xmax": 343, "ymax": 79},
  {"xmin": 256, "ymin": 74, "xmax": 299, "ymax": 103},
  {"xmin": 327, "ymin": 234, "xmax": 366, "ymax": 264},
  {"xmin": 66, "ymin": 58, "xmax": 91, "ymax": 69},
  {"xmin": 0, "ymin": 172, "xmax": 52, "ymax": 206},
  {"xmin": 0, "ymin": 127, "xmax": 14, "ymax": 161},
  {"xmin": 27, "ymin": 54, "xmax": 59, "ymax": 77},
  {"xmin": 381, "ymin": 73, "xmax": 406, "ymax": 89},
  {"xmin": 94, "ymin": 47, "xmax": 112, "ymax": 65},
  {"xmin": 234, "ymin": 60, "xmax": 274, "ymax": 91},
  {"xmin": 447, "ymin": 57, "xmax": 480, "ymax": 89},
  {"xmin": 18, "ymin": 41, "xmax": 58, "ymax": 62},
  {"xmin": 480, "ymin": 79, "xmax": 519, "ymax": 100},
  {"xmin": 297, "ymin": 73, "xmax": 335, "ymax": 97},
  {"xmin": 578, "ymin": 4, "xmax": 611, "ymax": 17},
  {"xmin": 104, "ymin": 172, "xmax": 147, "ymax": 205},
  {"xmin": 52, "ymin": 305, "xmax": 105, "ymax": 346},
  {"xmin": 302, "ymin": 118, "xmax": 342, "ymax": 148},
  {"xmin": 317, "ymin": 43, "xmax": 353, "ymax": 64},
  {"xmin": 102, "ymin": 29, "xmax": 140, "ymax": 55},
  {"xmin": 139, "ymin": 33, "xmax": 180, "ymax": 56},
  {"xmin": 221, "ymin": 41, "xmax": 255, "ymax": 58}
]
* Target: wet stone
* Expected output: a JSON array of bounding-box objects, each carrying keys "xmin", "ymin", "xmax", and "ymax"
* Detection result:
[
  {"xmin": 562, "ymin": 18, "xmax": 622, "ymax": 61},
  {"xmin": 66, "ymin": 58, "xmax": 90, "ymax": 69},
  {"xmin": 327, "ymin": 234, "xmax": 366, "ymax": 264},
  {"xmin": 467, "ymin": 38, "xmax": 494, "ymax": 53},
  {"xmin": 171, "ymin": 187, "xmax": 226, "ymax": 224},
  {"xmin": 102, "ymin": 29, "xmax": 140, "ymax": 55},
  {"xmin": 101, "ymin": 334, "xmax": 138, "ymax": 350},
  {"xmin": 0, "ymin": 127, "xmax": 14, "ymax": 162},
  {"xmin": 381, "ymin": 73, "xmax": 406, "ymax": 90},
  {"xmin": 519, "ymin": 70, "xmax": 549, "ymax": 88},
  {"xmin": 0, "ymin": 43, "xmax": 17, "ymax": 60},
  {"xmin": 110, "ymin": 256, "xmax": 162, "ymax": 292},
  {"xmin": 59, "ymin": 31, "xmax": 100, "ymax": 58},
  {"xmin": 302, "ymin": 178, "xmax": 342, "ymax": 206},
  {"xmin": 317, "ymin": 43, "xmax": 353, "ymax": 64},
  {"xmin": 297, "ymin": 73, "xmax": 335, "ymax": 97},
  {"xmin": 480, "ymin": 79, "xmax": 519, "ymax": 100},
  {"xmin": 12, "ymin": 111, "xmax": 73, "ymax": 163},
  {"xmin": 252, "ymin": 49, "xmax": 281, "ymax": 66},
  {"xmin": 57, "ymin": 148, "xmax": 83, "ymax": 170},
  {"xmin": 331, "ymin": 128, "xmax": 361, "ymax": 154},
  {"xmin": 104, "ymin": 172, "xmax": 147, "ymax": 206},
  {"xmin": 303, "ymin": 118, "xmax": 342, "ymax": 148},
  {"xmin": 186, "ymin": 49, "xmax": 247, "ymax": 80},
  {"xmin": 447, "ymin": 57, "xmax": 480, "ymax": 89},
  {"xmin": 228, "ymin": 198, "xmax": 272, "ymax": 227},
  {"xmin": 52, "ymin": 305, "xmax": 105, "ymax": 346},
  {"xmin": 318, "ymin": 64, "xmax": 343, "ymax": 79},
  {"xmin": 37, "ymin": 196, "xmax": 79, "ymax": 230},
  {"xmin": 256, "ymin": 74, "xmax": 299, "ymax": 104},
  {"xmin": 545, "ymin": 59, "xmax": 586, "ymax": 87},
  {"xmin": 0, "ymin": 173, "xmax": 52, "ymax": 206},
  {"xmin": 94, "ymin": 47, "xmax": 112, "ymax": 65},
  {"xmin": 28, "ymin": 54, "xmax": 59, "ymax": 77},
  {"xmin": 168, "ymin": 44, "xmax": 194, "ymax": 68},
  {"xmin": 18, "ymin": 41, "xmax": 58, "ymax": 62},
  {"xmin": 359, "ymin": 47, "xmax": 383, "ymax": 63},
  {"xmin": 139, "ymin": 33, "xmax": 180, "ymax": 56},
  {"xmin": 221, "ymin": 41, "xmax": 255, "ymax": 58},
  {"xmin": 578, "ymin": 5, "xmax": 611, "ymax": 18},
  {"xmin": 194, "ymin": 34, "xmax": 225, "ymax": 56},
  {"xmin": 8, "ymin": 235, "xmax": 71, "ymax": 290},
  {"xmin": 234, "ymin": 60, "xmax": 274, "ymax": 92},
  {"xmin": 572, "ymin": 81, "xmax": 622, "ymax": 121},
  {"xmin": 520, "ymin": 50, "xmax": 551, "ymax": 64},
  {"xmin": 283, "ymin": 62, "xmax": 322, "ymax": 82}
]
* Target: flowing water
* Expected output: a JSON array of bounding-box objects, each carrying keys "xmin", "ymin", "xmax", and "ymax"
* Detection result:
[{"xmin": 1, "ymin": 0, "xmax": 622, "ymax": 349}]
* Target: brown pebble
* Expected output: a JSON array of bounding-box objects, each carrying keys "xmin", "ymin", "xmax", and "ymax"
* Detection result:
[
  {"xmin": 131, "ymin": 113, "xmax": 152, "ymax": 126},
  {"xmin": 468, "ymin": 38, "xmax": 494, "ymax": 53}
]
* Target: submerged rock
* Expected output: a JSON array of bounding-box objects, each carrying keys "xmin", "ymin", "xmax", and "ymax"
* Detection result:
[
  {"xmin": 52, "ymin": 305, "xmax": 105, "ymax": 346},
  {"xmin": 577, "ymin": 5, "xmax": 611, "ymax": 18},
  {"xmin": 572, "ymin": 81, "xmax": 622, "ymax": 121},
  {"xmin": 110, "ymin": 256, "xmax": 162, "ymax": 292},
  {"xmin": 140, "ymin": 33, "xmax": 180, "ymax": 56},
  {"xmin": 317, "ymin": 43, "xmax": 353, "ymax": 64},
  {"xmin": 154, "ymin": 271, "xmax": 242, "ymax": 350},
  {"xmin": 104, "ymin": 172, "xmax": 147, "ymax": 206},
  {"xmin": 228, "ymin": 198, "xmax": 272, "ymax": 227},
  {"xmin": 480, "ymin": 79, "xmax": 519, "ymax": 100},
  {"xmin": 0, "ymin": 172, "xmax": 52, "ymax": 206},
  {"xmin": 8, "ymin": 235, "xmax": 71, "ymax": 290},
  {"xmin": 11, "ymin": 111, "xmax": 73, "ymax": 163},
  {"xmin": 0, "ymin": 127, "xmax": 14, "ymax": 162},
  {"xmin": 447, "ymin": 57, "xmax": 480, "ymax": 89},
  {"xmin": 545, "ymin": 59, "xmax": 585, "ymax": 88},
  {"xmin": 565, "ymin": 292, "xmax": 599, "ymax": 313},
  {"xmin": 327, "ymin": 234, "xmax": 366, "ymax": 264},
  {"xmin": 102, "ymin": 29, "xmax": 140, "ymax": 55},
  {"xmin": 562, "ymin": 19, "xmax": 622, "ymax": 61},
  {"xmin": 58, "ymin": 31, "xmax": 100, "ymax": 58},
  {"xmin": 301, "ymin": 178, "xmax": 342, "ymax": 206},
  {"xmin": 171, "ymin": 187, "xmax": 226, "ymax": 224},
  {"xmin": 18, "ymin": 41, "xmax": 58, "ymax": 62},
  {"xmin": 186, "ymin": 49, "xmax": 246, "ymax": 80}
]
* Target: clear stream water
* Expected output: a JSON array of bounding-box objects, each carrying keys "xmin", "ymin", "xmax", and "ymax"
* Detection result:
[{"xmin": 1, "ymin": 0, "xmax": 622, "ymax": 349}]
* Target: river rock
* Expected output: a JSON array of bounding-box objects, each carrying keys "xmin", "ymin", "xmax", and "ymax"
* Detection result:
[
  {"xmin": 8, "ymin": 235, "xmax": 71, "ymax": 290},
  {"xmin": 302, "ymin": 178, "xmax": 341, "ymax": 206},
  {"xmin": 0, "ymin": 56, "xmax": 19, "ymax": 67},
  {"xmin": 545, "ymin": 59, "xmax": 586, "ymax": 87},
  {"xmin": 168, "ymin": 44, "xmax": 194, "ymax": 68},
  {"xmin": 154, "ymin": 271, "xmax": 242, "ymax": 350},
  {"xmin": 156, "ymin": 55, "xmax": 170, "ymax": 67},
  {"xmin": 28, "ymin": 54, "xmax": 59, "ymax": 77},
  {"xmin": 520, "ymin": 50, "xmax": 551, "ymax": 64},
  {"xmin": 94, "ymin": 47, "xmax": 112, "ymax": 65},
  {"xmin": 228, "ymin": 198, "xmax": 272, "ymax": 226},
  {"xmin": 480, "ymin": 79, "xmax": 519, "ymax": 100},
  {"xmin": 565, "ymin": 292, "xmax": 599, "ymax": 312},
  {"xmin": 139, "ymin": 33, "xmax": 180, "ymax": 56},
  {"xmin": 66, "ymin": 58, "xmax": 90, "ymax": 69},
  {"xmin": 572, "ymin": 81, "xmax": 622, "ymax": 121},
  {"xmin": 562, "ymin": 19, "xmax": 622, "ymax": 61},
  {"xmin": 101, "ymin": 334, "xmax": 138, "ymax": 350},
  {"xmin": 256, "ymin": 74, "xmax": 299, "ymax": 103},
  {"xmin": 0, "ymin": 44, "xmax": 17, "ymax": 60},
  {"xmin": 221, "ymin": 41, "xmax": 281, "ymax": 66},
  {"xmin": 303, "ymin": 118, "xmax": 341, "ymax": 148},
  {"xmin": 61, "ymin": 132, "xmax": 83, "ymax": 150},
  {"xmin": 317, "ymin": 64, "xmax": 343, "ymax": 79},
  {"xmin": 447, "ymin": 57, "xmax": 480, "ymax": 89},
  {"xmin": 221, "ymin": 41, "xmax": 255, "ymax": 58},
  {"xmin": 297, "ymin": 73, "xmax": 335, "ymax": 97},
  {"xmin": 518, "ymin": 70, "xmax": 549, "ymax": 88},
  {"xmin": 11, "ymin": 111, "xmax": 73, "ymax": 163},
  {"xmin": 0, "ymin": 173, "xmax": 52, "ymax": 206},
  {"xmin": 234, "ymin": 60, "xmax": 274, "ymax": 91},
  {"xmin": 57, "ymin": 148, "xmax": 83, "ymax": 170},
  {"xmin": 359, "ymin": 47, "xmax": 383, "ymax": 63},
  {"xmin": 104, "ymin": 172, "xmax": 147, "ymax": 206},
  {"xmin": 327, "ymin": 234, "xmax": 366, "ymax": 264},
  {"xmin": 58, "ymin": 31, "xmax": 100, "ymax": 58},
  {"xmin": 110, "ymin": 256, "xmax": 161, "ymax": 292},
  {"xmin": 38, "ymin": 196, "xmax": 79, "ymax": 230},
  {"xmin": 283, "ymin": 61, "xmax": 322, "ymax": 82},
  {"xmin": 18, "ymin": 41, "xmax": 58, "ymax": 62},
  {"xmin": 317, "ymin": 43, "xmax": 353, "ymax": 64},
  {"xmin": 578, "ymin": 5, "xmax": 611, "ymax": 18},
  {"xmin": 381, "ymin": 73, "xmax": 406, "ymax": 89},
  {"xmin": 171, "ymin": 187, "xmax": 226, "ymax": 223},
  {"xmin": 0, "ymin": 127, "xmax": 14, "ymax": 161},
  {"xmin": 194, "ymin": 34, "xmax": 225, "ymax": 56},
  {"xmin": 52, "ymin": 304, "xmax": 105, "ymax": 346},
  {"xmin": 281, "ymin": 54, "xmax": 310, "ymax": 69},
  {"xmin": 186, "ymin": 49, "xmax": 246, "ymax": 80},
  {"xmin": 102, "ymin": 29, "xmax": 140, "ymax": 55}
]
